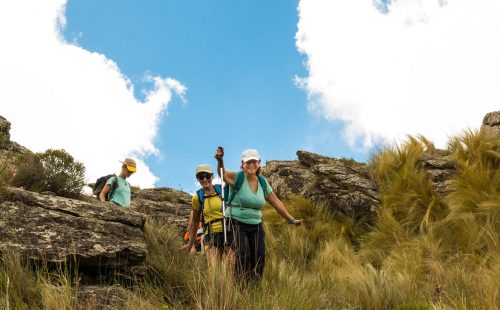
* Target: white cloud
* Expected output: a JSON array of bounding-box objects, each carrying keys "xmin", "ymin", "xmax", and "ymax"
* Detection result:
[
  {"xmin": 0, "ymin": 0, "xmax": 186, "ymax": 188},
  {"xmin": 296, "ymin": 0, "xmax": 500, "ymax": 149}
]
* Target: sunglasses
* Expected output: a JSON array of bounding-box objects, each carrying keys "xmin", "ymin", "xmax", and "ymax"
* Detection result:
[{"xmin": 197, "ymin": 173, "xmax": 213, "ymax": 180}]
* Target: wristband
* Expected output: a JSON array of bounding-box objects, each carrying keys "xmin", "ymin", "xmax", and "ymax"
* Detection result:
[{"xmin": 287, "ymin": 217, "xmax": 295, "ymax": 224}]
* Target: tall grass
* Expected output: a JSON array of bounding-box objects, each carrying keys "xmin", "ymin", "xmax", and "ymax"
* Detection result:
[
  {"xmin": 370, "ymin": 136, "xmax": 448, "ymax": 234},
  {"xmin": 0, "ymin": 130, "xmax": 498, "ymax": 309},
  {"xmin": 0, "ymin": 253, "xmax": 75, "ymax": 309}
]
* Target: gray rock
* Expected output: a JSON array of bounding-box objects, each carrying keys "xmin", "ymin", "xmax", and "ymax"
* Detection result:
[
  {"xmin": 0, "ymin": 115, "xmax": 29, "ymax": 154},
  {"xmin": 262, "ymin": 151, "xmax": 380, "ymax": 221},
  {"xmin": 420, "ymin": 152, "xmax": 456, "ymax": 197},
  {"xmin": 132, "ymin": 187, "xmax": 192, "ymax": 227},
  {"xmin": 0, "ymin": 187, "xmax": 147, "ymax": 272},
  {"xmin": 74, "ymin": 285, "xmax": 128, "ymax": 310},
  {"xmin": 481, "ymin": 110, "xmax": 500, "ymax": 136}
]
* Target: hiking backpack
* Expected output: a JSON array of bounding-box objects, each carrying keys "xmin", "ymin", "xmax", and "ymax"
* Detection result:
[
  {"xmin": 92, "ymin": 174, "xmax": 118, "ymax": 201},
  {"xmin": 196, "ymin": 184, "xmax": 223, "ymax": 233}
]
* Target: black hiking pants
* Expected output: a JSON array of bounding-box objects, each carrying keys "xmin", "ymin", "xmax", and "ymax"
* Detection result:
[{"xmin": 230, "ymin": 219, "xmax": 265, "ymax": 283}]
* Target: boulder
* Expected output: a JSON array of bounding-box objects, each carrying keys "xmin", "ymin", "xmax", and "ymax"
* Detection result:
[
  {"xmin": 132, "ymin": 187, "xmax": 192, "ymax": 227},
  {"xmin": 74, "ymin": 285, "xmax": 128, "ymax": 310},
  {"xmin": 0, "ymin": 115, "xmax": 29, "ymax": 154},
  {"xmin": 262, "ymin": 151, "xmax": 380, "ymax": 221},
  {"xmin": 0, "ymin": 187, "xmax": 147, "ymax": 272},
  {"xmin": 419, "ymin": 151, "xmax": 456, "ymax": 198},
  {"xmin": 481, "ymin": 110, "xmax": 500, "ymax": 136}
]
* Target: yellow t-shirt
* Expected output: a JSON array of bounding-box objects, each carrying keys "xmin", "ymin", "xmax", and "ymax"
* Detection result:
[{"xmin": 192, "ymin": 192, "xmax": 224, "ymax": 233}]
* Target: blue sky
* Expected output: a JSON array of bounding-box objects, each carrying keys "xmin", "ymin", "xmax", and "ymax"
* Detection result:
[
  {"xmin": 62, "ymin": 0, "xmax": 363, "ymax": 191},
  {"xmin": 1, "ymin": 0, "xmax": 499, "ymax": 193}
]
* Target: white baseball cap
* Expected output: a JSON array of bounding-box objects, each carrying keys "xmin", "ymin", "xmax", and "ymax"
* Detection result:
[{"xmin": 241, "ymin": 149, "xmax": 260, "ymax": 162}]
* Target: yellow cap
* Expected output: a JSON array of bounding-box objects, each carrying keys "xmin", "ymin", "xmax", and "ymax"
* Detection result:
[{"xmin": 121, "ymin": 158, "xmax": 137, "ymax": 172}]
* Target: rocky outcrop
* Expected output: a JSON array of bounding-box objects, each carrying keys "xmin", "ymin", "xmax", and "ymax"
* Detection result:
[
  {"xmin": 419, "ymin": 151, "xmax": 456, "ymax": 197},
  {"xmin": 0, "ymin": 187, "xmax": 147, "ymax": 273},
  {"xmin": 74, "ymin": 285, "xmax": 128, "ymax": 310},
  {"xmin": 0, "ymin": 115, "xmax": 29, "ymax": 154},
  {"xmin": 481, "ymin": 110, "xmax": 500, "ymax": 136},
  {"xmin": 0, "ymin": 115, "xmax": 11, "ymax": 141},
  {"xmin": 262, "ymin": 151, "xmax": 380, "ymax": 221},
  {"xmin": 132, "ymin": 187, "xmax": 192, "ymax": 227}
]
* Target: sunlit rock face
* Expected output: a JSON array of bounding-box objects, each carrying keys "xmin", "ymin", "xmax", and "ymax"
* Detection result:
[
  {"xmin": 262, "ymin": 151, "xmax": 380, "ymax": 222},
  {"xmin": 131, "ymin": 187, "xmax": 192, "ymax": 227},
  {"xmin": 481, "ymin": 111, "xmax": 500, "ymax": 137},
  {"xmin": 0, "ymin": 187, "xmax": 147, "ymax": 273}
]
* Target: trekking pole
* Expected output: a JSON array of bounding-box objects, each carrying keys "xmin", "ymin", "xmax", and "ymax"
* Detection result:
[{"xmin": 220, "ymin": 165, "xmax": 228, "ymax": 246}]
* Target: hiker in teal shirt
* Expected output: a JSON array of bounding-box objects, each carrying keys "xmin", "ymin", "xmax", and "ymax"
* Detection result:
[
  {"xmin": 99, "ymin": 158, "xmax": 136, "ymax": 207},
  {"xmin": 215, "ymin": 147, "xmax": 302, "ymax": 284}
]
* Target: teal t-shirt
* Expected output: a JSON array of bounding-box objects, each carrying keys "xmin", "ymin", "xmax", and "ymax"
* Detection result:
[
  {"xmin": 227, "ymin": 171, "xmax": 273, "ymax": 225},
  {"xmin": 106, "ymin": 176, "xmax": 131, "ymax": 207}
]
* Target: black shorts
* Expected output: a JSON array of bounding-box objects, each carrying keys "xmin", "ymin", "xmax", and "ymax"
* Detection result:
[{"xmin": 204, "ymin": 231, "xmax": 233, "ymax": 250}]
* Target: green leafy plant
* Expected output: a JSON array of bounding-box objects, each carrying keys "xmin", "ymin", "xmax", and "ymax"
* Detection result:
[
  {"xmin": 11, "ymin": 152, "xmax": 46, "ymax": 192},
  {"xmin": 39, "ymin": 149, "xmax": 85, "ymax": 198},
  {"xmin": 11, "ymin": 149, "xmax": 85, "ymax": 198}
]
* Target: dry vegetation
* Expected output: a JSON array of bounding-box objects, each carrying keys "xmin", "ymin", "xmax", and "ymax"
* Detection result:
[{"xmin": 0, "ymin": 129, "xmax": 498, "ymax": 309}]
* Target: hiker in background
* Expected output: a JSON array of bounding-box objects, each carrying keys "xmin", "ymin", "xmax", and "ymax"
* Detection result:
[
  {"xmin": 181, "ymin": 164, "xmax": 233, "ymax": 262},
  {"xmin": 215, "ymin": 147, "xmax": 302, "ymax": 284},
  {"xmin": 182, "ymin": 210, "xmax": 204, "ymax": 253},
  {"xmin": 99, "ymin": 158, "xmax": 136, "ymax": 207}
]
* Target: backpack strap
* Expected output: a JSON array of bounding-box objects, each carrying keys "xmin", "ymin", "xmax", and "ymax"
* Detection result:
[
  {"xmin": 226, "ymin": 171, "xmax": 245, "ymax": 205},
  {"xmin": 196, "ymin": 188, "xmax": 206, "ymax": 228},
  {"xmin": 107, "ymin": 175, "xmax": 119, "ymax": 201},
  {"xmin": 257, "ymin": 174, "xmax": 269, "ymax": 198},
  {"xmin": 213, "ymin": 184, "xmax": 222, "ymax": 197},
  {"xmin": 226, "ymin": 172, "xmax": 269, "ymax": 206}
]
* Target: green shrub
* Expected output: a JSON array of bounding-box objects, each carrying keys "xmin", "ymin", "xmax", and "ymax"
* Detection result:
[
  {"xmin": 11, "ymin": 149, "xmax": 86, "ymax": 198},
  {"xmin": 39, "ymin": 149, "xmax": 85, "ymax": 198},
  {"xmin": 11, "ymin": 152, "xmax": 46, "ymax": 192}
]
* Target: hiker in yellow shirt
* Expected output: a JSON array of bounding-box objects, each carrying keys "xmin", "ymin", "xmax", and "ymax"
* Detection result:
[{"xmin": 181, "ymin": 164, "xmax": 233, "ymax": 262}]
